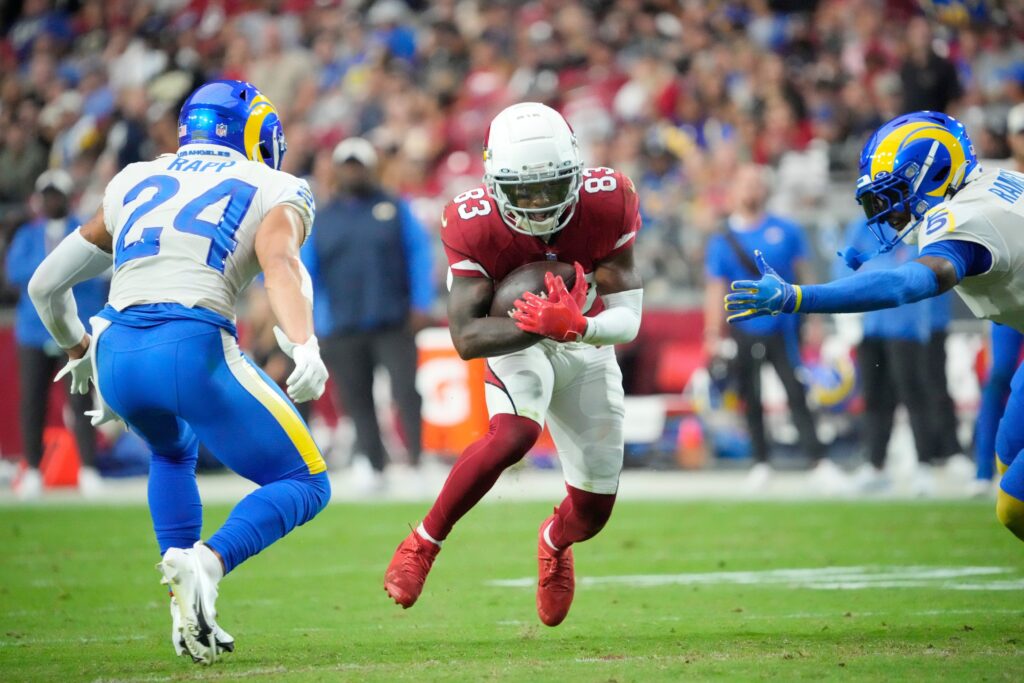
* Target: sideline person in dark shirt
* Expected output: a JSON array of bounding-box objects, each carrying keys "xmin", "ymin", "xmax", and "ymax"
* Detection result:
[{"xmin": 302, "ymin": 138, "xmax": 435, "ymax": 493}]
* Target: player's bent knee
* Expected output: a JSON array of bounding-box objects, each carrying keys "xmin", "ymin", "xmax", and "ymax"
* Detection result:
[
  {"xmin": 150, "ymin": 430, "xmax": 200, "ymax": 463},
  {"xmin": 309, "ymin": 471, "xmax": 331, "ymax": 516},
  {"xmin": 292, "ymin": 471, "xmax": 331, "ymax": 526},
  {"xmin": 489, "ymin": 414, "xmax": 543, "ymax": 468},
  {"xmin": 575, "ymin": 442, "xmax": 625, "ymax": 492}
]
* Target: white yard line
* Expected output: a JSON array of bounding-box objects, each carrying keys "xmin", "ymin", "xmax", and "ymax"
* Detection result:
[
  {"xmin": 653, "ymin": 607, "xmax": 1024, "ymax": 621},
  {"xmin": 0, "ymin": 634, "xmax": 148, "ymax": 648},
  {"xmin": 486, "ymin": 565, "xmax": 1024, "ymax": 590}
]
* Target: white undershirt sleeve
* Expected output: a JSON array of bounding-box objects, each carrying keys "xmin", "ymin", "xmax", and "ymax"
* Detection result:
[
  {"xmin": 28, "ymin": 229, "xmax": 112, "ymax": 349},
  {"xmin": 581, "ymin": 288, "xmax": 643, "ymax": 346}
]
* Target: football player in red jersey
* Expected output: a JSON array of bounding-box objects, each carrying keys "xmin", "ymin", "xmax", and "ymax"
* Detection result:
[{"xmin": 384, "ymin": 102, "xmax": 643, "ymax": 626}]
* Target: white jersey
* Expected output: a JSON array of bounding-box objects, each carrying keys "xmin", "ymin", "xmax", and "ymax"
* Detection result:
[
  {"xmin": 103, "ymin": 143, "xmax": 315, "ymax": 320},
  {"xmin": 918, "ymin": 167, "xmax": 1024, "ymax": 330}
]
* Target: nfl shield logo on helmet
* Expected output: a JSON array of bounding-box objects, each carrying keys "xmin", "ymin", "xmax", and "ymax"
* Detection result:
[{"xmin": 216, "ymin": 123, "xmax": 228, "ymax": 137}]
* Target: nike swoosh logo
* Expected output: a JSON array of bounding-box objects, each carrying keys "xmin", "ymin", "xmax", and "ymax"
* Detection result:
[
  {"xmin": 766, "ymin": 290, "xmax": 781, "ymax": 304},
  {"xmin": 441, "ymin": 213, "xmax": 448, "ymax": 228}
]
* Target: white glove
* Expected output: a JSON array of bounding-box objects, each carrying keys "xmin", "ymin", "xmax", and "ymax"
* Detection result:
[
  {"xmin": 273, "ymin": 326, "xmax": 328, "ymax": 403},
  {"xmin": 54, "ymin": 356, "xmax": 92, "ymax": 395},
  {"xmin": 85, "ymin": 404, "xmax": 119, "ymax": 427}
]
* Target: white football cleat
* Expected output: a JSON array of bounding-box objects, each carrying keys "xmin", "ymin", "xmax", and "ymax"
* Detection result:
[
  {"xmin": 169, "ymin": 596, "xmax": 234, "ymax": 658},
  {"xmin": 15, "ymin": 467, "xmax": 43, "ymax": 501},
  {"xmin": 743, "ymin": 462, "xmax": 773, "ymax": 493},
  {"xmin": 851, "ymin": 462, "xmax": 892, "ymax": 494},
  {"xmin": 943, "ymin": 453, "xmax": 976, "ymax": 482},
  {"xmin": 807, "ymin": 459, "xmax": 850, "ymax": 496},
  {"xmin": 910, "ymin": 462, "xmax": 937, "ymax": 498},
  {"xmin": 350, "ymin": 457, "xmax": 388, "ymax": 497},
  {"xmin": 77, "ymin": 466, "xmax": 103, "ymax": 498},
  {"xmin": 157, "ymin": 545, "xmax": 224, "ymax": 665},
  {"xmin": 966, "ymin": 477, "xmax": 997, "ymax": 499}
]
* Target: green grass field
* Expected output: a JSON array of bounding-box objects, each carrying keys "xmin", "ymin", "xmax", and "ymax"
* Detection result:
[{"xmin": 1, "ymin": 500, "xmax": 1022, "ymax": 681}]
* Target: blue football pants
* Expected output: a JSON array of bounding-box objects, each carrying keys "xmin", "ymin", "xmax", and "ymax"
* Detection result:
[
  {"xmin": 976, "ymin": 323, "xmax": 1023, "ymax": 480},
  {"xmin": 990, "ymin": 353, "xmax": 1024, "ymax": 538},
  {"xmin": 96, "ymin": 319, "xmax": 330, "ymax": 573}
]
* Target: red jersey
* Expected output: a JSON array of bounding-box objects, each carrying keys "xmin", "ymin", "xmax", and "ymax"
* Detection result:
[{"xmin": 441, "ymin": 168, "xmax": 640, "ymax": 298}]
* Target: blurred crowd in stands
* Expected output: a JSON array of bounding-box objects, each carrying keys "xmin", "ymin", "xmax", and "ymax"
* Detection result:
[
  {"xmin": 2, "ymin": 0, "xmax": 1024, "ymax": 493},
  {"xmin": 1, "ymin": 0, "xmax": 1022, "ymax": 307}
]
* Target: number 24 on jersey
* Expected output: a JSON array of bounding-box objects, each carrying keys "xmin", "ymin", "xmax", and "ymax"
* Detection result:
[{"xmin": 115, "ymin": 175, "xmax": 257, "ymax": 272}]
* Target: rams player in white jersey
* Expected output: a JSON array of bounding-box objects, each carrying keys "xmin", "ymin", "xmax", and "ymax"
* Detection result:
[
  {"xmin": 724, "ymin": 111, "xmax": 1024, "ymax": 543},
  {"xmin": 26, "ymin": 80, "xmax": 331, "ymax": 664}
]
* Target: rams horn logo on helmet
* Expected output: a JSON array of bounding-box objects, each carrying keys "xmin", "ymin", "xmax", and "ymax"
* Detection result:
[{"xmin": 854, "ymin": 111, "xmax": 978, "ymax": 257}]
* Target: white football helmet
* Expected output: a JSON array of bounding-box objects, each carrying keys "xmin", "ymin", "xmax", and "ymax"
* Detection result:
[{"xmin": 483, "ymin": 102, "xmax": 583, "ymax": 237}]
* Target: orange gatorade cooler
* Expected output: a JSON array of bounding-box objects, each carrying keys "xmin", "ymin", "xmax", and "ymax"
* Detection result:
[{"xmin": 417, "ymin": 328, "xmax": 489, "ymax": 456}]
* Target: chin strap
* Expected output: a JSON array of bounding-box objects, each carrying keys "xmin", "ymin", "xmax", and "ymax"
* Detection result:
[
  {"xmin": 838, "ymin": 245, "xmax": 877, "ymax": 271},
  {"xmin": 841, "ymin": 214, "xmax": 924, "ymax": 271},
  {"xmin": 839, "ymin": 230, "xmax": 915, "ymax": 270}
]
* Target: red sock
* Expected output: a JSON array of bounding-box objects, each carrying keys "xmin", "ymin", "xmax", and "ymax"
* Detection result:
[
  {"xmin": 422, "ymin": 414, "xmax": 541, "ymax": 541},
  {"xmin": 546, "ymin": 484, "xmax": 616, "ymax": 550}
]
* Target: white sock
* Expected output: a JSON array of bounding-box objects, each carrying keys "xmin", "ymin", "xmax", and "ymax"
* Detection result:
[
  {"xmin": 543, "ymin": 521, "xmax": 560, "ymax": 552},
  {"xmin": 195, "ymin": 542, "xmax": 225, "ymax": 582},
  {"xmin": 416, "ymin": 523, "xmax": 442, "ymax": 547}
]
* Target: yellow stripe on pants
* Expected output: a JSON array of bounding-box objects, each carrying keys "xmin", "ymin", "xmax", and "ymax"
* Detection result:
[{"xmin": 221, "ymin": 331, "xmax": 326, "ymax": 475}]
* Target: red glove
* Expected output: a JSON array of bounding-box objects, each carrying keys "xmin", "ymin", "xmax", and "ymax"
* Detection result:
[
  {"xmin": 512, "ymin": 277, "xmax": 588, "ymax": 342},
  {"xmin": 544, "ymin": 262, "xmax": 588, "ymax": 311}
]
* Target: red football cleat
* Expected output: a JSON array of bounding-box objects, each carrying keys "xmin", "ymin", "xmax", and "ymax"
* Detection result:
[
  {"xmin": 384, "ymin": 529, "xmax": 441, "ymax": 608},
  {"xmin": 536, "ymin": 513, "xmax": 575, "ymax": 627}
]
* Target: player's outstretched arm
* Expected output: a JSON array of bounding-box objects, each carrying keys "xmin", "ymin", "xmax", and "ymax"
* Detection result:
[
  {"xmin": 28, "ymin": 209, "xmax": 113, "ymax": 369},
  {"xmin": 448, "ymin": 275, "xmax": 542, "ymax": 360},
  {"xmin": 724, "ymin": 250, "xmax": 958, "ymax": 322},
  {"xmin": 255, "ymin": 205, "xmax": 328, "ymax": 403}
]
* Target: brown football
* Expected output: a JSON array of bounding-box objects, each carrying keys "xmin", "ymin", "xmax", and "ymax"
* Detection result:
[{"xmin": 489, "ymin": 261, "xmax": 576, "ymax": 317}]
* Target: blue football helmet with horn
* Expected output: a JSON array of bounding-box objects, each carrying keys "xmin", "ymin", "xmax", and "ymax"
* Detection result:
[
  {"xmin": 178, "ymin": 80, "xmax": 287, "ymax": 170},
  {"xmin": 843, "ymin": 111, "xmax": 978, "ymax": 269}
]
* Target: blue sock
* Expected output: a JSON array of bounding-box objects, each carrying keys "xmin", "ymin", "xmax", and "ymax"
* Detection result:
[{"xmin": 147, "ymin": 432, "xmax": 203, "ymax": 554}]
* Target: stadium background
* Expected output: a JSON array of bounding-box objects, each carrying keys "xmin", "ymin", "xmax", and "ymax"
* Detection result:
[
  {"xmin": 0, "ymin": 0, "xmax": 1022, "ymax": 484},
  {"xmin": 5, "ymin": 2, "xmax": 1024, "ymax": 681}
]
